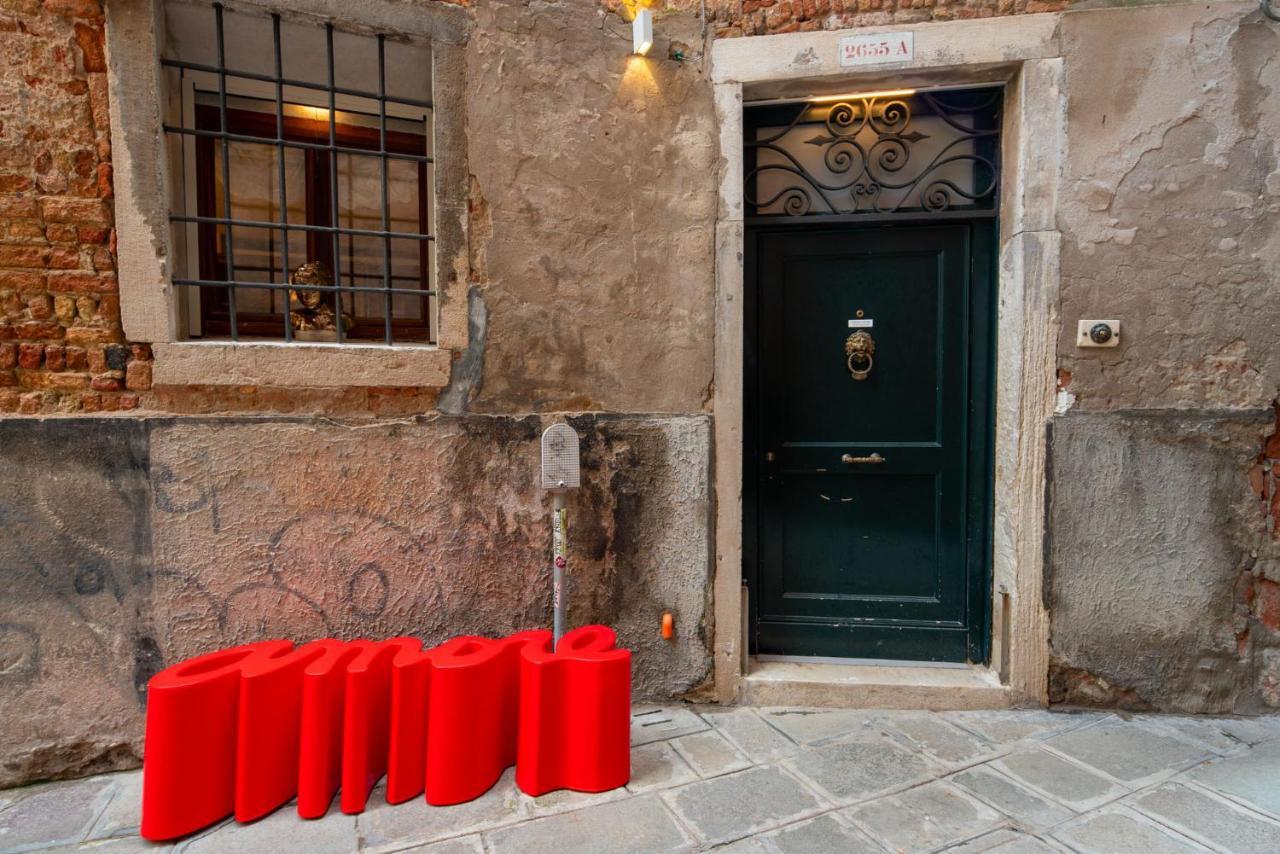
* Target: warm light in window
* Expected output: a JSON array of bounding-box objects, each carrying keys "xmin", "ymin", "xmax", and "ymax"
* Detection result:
[{"xmin": 809, "ymin": 88, "xmax": 916, "ymax": 103}]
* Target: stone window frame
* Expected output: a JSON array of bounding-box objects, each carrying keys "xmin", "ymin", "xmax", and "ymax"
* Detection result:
[
  {"xmin": 710, "ymin": 14, "xmax": 1066, "ymax": 706},
  {"xmin": 104, "ymin": 0, "xmax": 470, "ymax": 388}
]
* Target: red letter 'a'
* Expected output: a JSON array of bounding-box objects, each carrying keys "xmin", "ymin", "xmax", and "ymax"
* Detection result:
[{"xmin": 140, "ymin": 640, "xmax": 292, "ymax": 841}]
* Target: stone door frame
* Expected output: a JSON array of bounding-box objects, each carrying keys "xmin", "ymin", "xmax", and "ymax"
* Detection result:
[{"xmin": 710, "ymin": 14, "xmax": 1066, "ymax": 706}]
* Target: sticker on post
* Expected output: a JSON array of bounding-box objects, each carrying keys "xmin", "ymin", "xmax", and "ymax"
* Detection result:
[
  {"xmin": 848, "ymin": 318, "xmax": 874, "ymax": 328},
  {"xmin": 838, "ymin": 32, "xmax": 914, "ymax": 67}
]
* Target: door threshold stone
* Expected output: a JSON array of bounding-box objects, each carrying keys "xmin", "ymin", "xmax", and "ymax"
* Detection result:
[{"xmin": 741, "ymin": 658, "xmax": 1012, "ymax": 710}]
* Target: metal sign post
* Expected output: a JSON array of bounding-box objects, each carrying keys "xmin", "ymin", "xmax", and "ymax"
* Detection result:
[{"xmin": 540, "ymin": 423, "xmax": 581, "ymax": 651}]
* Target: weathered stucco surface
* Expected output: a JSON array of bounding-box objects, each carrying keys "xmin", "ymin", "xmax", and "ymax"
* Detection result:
[
  {"xmin": 0, "ymin": 422, "xmax": 154, "ymax": 788},
  {"xmin": 1044, "ymin": 1, "xmax": 1280, "ymax": 713},
  {"xmin": 1047, "ymin": 411, "xmax": 1278, "ymax": 713},
  {"xmin": 463, "ymin": 0, "xmax": 718, "ymax": 414},
  {"xmin": 0, "ymin": 415, "xmax": 711, "ymax": 787},
  {"xmin": 1057, "ymin": 2, "xmax": 1280, "ymax": 411}
]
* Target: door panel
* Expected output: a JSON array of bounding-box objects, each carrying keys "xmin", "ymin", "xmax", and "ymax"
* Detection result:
[{"xmin": 748, "ymin": 222, "xmax": 992, "ymax": 663}]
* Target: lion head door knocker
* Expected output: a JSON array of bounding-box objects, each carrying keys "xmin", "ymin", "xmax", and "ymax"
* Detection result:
[{"xmin": 845, "ymin": 329, "xmax": 875, "ymax": 381}]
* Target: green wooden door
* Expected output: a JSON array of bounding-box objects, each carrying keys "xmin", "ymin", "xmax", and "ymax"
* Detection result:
[{"xmin": 746, "ymin": 221, "xmax": 995, "ymax": 663}]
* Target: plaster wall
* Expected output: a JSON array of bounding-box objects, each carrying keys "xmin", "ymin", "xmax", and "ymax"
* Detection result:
[
  {"xmin": 0, "ymin": 414, "xmax": 711, "ymax": 787},
  {"xmin": 1045, "ymin": 1, "xmax": 1280, "ymax": 712}
]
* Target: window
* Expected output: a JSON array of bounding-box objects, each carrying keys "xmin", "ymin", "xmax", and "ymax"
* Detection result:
[{"xmin": 161, "ymin": 1, "xmax": 436, "ymax": 344}]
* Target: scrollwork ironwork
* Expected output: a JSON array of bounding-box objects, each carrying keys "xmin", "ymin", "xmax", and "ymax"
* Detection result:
[{"xmin": 745, "ymin": 88, "xmax": 1001, "ymax": 217}]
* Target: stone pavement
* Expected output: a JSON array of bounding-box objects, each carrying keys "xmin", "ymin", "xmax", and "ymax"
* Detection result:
[{"xmin": 3, "ymin": 706, "xmax": 1280, "ymax": 853}]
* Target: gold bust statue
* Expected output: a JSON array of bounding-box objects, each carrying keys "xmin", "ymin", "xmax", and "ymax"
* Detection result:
[{"xmin": 288, "ymin": 261, "xmax": 352, "ymax": 339}]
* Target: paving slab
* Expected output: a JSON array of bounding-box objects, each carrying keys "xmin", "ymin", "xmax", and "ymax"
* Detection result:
[
  {"xmin": 395, "ymin": 836, "xmax": 484, "ymax": 854},
  {"xmin": 630, "ymin": 706, "xmax": 710, "ymax": 747},
  {"xmin": 1044, "ymin": 720, "xmax": 1211, "ymax": 786},
  {"xmin": 700, "ymin": 708, "xmax": 800, "ymax": 764},
  {"xmin": 663, "ymin": 765, "xmax": 824, "ymax": 846},
  {"xmin": 178, "ymin": 806, "xmax": 357, "ymax": 854},
  {"xmin": 844, "ymin": 781, "xmax": 1005, "ymax": 852},
  {"xmin": 787, "ymin": 734, "xmax": 935, "ymax": 804},
  {"xmin": 0, "ymin": 777, "xmax": 115, "ymax": 854},
  {"xmin": 951, "ymin": 765, "xmax": 1075, "ymax": 831},
  {"xmin": 761, "ymin": 813, "xmax": 884, "ymax": 853},
  {"xmin": 1132, "ymin": 782, "xmax": 1280, "ymax": 854},
  {"xmin": 669, "ymin": 729, "xmax": 751, "ymax": 778},
  {"xmin": 992, "ymin": 748, "xmax": 1127, "ymax": 812},
  {"xmin": 942, "ymin": 710, "xmax": 1106, "ymax": 747},
  {"xmin": 1213, "ymin": 716, "xmax": 1280, "ymax": 746},
  {"xmin": 757, "ymin": 708, "xmax": 883, "ymax": 745},
  {"xmin": 358, "ymin": 770, "xmax": 528, "ymax": 853},
  {"xmin": 519, "ymin": 784, "xmax": 627, "ymax": 820},
  {"xmin": 47, "ymin": 837, "xmax": 177, "ymax": 853},
  {"xmin": 484, "ymin": 794, "xmax": 693, "ymax": 854},
  {"xmin": 1187, "ymin": 738, "xmax": 1280, "ymax": 818},
  {"xmin": 944, "ymin": 828, "xmax": 1065, "ymax": 853},
  {"xmin": 1136, "ymin": 717, "xmax": 1252, "ymax": 755},
  {"xmin": 1051, "ymin": 809, "xmax": 1205, "ymax": 854},
  {"xmin": 85, "ymin": 772, "xmax": 143, "ymax": 841},
  {"xmin": 624, "ymin": 741, "xmax": 698, "ymax": 794},
  {"xmin": 878, "ymin": 712, "xmax": 995, "ymax": 765}
]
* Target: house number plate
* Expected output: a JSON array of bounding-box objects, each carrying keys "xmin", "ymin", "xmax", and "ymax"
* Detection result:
[{"xmin": 838, "ymin": 32, "xmax": 914, "ymax": 67}]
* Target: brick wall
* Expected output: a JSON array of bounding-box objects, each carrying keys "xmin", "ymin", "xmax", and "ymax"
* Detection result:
[
  {"xmin": 0, "ymin": 0, "xmax": 152, "ymax": 414},
  {"xmin": 635, "ymin": 0, "xmax": 1071, "ymax": 38}
]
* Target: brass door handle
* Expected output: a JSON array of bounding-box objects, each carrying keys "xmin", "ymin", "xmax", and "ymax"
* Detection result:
[
  {"xmin": 841, "ymin": 452, "xmax": 884, "ymax": 464},
  {"xmin": 845, "ymin": 330, "xmax": 875, "ymax": 381}
]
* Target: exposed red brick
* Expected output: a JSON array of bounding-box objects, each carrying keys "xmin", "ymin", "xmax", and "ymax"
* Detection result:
[
  {"xmin": 118, "ymin": 393, "xmax": 140, "ymax": 410},
  {"xmin": 77, "ymin": 226, "xmax": 109, "ymax": 244},
  {"xmin": 1255, "ymin": 579, "xmax": 1280, "ymax": 633},
  {"xmin": 72, "ymin": 22, "xmax": 106, "ymax": 72},
  {"xmin": 46, "ymin": 270, "xmax": 115, "ymax": 292},
  {"xmin": 64, "ymin": 325, "xmax": 120, "ymax": 346},
  {"xmin": 17, "ymin": 343, "xmax": 44, "ymax": 369},
  {"xmin": 17, "ymin": 391, "xmax": 42, "ymax": 414},
  {"xmin": 48, "ymin": 247, "xmax": 81, "ymax": 269},
  {"xmin": 44, "ymin": 344, "xmax": 65, "ymax": 371},
  {"xmin": 0, "ymin": 370, "xmax": 16, "ymax": 387},
  {"xmin": 125, "ymin": 359, "xmax": 151, "ymax": 391},
  {"xmin": 39, "ymin": 196, "xmax": 109, "ymax": 226},
  {"xmin": 65, "ymin": 345, "xmax": 87, "ymax": 370},
  {"xmin": 129, "ymin": 342, "xmax": 152, "ymax": 361},
  {"xmin": 0, "ymin": 343, "xmax": 16, "ymax": 369},
  {"xmin": 90, "ymin": 373, "xmax": 120, "ymax": 391},
  {"xmin": 42, "ymin": 0, "xmax": 101, "ymax": 19},
  {"xmin": 0, "ymin": 173, "xmax": 34, "ymax": 193},
  {"xmin": 14, "ymin": 321, "xmax": 63, "ymax": 339},
  {"xmin": 0, "ymin": 271, "xmax": 45, "ymax": 290},
  {"xmin": 0, "ymin": 244, "xmax": 50, "ymax": 268}
]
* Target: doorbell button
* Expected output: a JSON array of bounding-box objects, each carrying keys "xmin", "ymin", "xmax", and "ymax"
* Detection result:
[{"xmin": 1077, "ymin": 319, "xmax": 1120, "ymax": 348}]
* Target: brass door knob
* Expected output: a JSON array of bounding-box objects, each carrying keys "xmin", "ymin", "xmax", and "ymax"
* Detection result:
[{"xmin": 841, "ymin": 452, "xmax": 884, "ymax": 464}]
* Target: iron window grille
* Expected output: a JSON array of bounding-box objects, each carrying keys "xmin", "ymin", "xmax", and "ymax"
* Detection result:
[
  {"xmin": 161, "ymin": 2, "xmax": 435, "ymax": 344},
  {"xmin": 744, "ymin": 87, "xmax": 1002, "ymax": 220}
]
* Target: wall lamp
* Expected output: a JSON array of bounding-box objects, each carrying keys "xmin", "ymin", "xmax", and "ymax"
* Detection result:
[{"xmin": 632, "ymin": 8, "xmax": 654, "ymax": 55}]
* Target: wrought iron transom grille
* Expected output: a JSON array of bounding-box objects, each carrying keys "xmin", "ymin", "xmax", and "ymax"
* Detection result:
[
  {"xmin": 744, "ymin": 87, "xmax": 1002, "ymax": 219},
  {"xmin": 161, "ymin": 1, "xmax": 435, "ymax": 344}
]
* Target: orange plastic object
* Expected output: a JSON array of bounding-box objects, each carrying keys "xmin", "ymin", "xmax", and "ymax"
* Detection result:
[
  {"xmin": 139, "ymin": 627, "xmax": 632, "ymax": 841},
  {"xmin": 661, "ymin": 612, "xmax": 674, "ymax": 639},
  {"xmin": 517, "ymin": 625, "xmax": 631, "ymax": 796}
]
